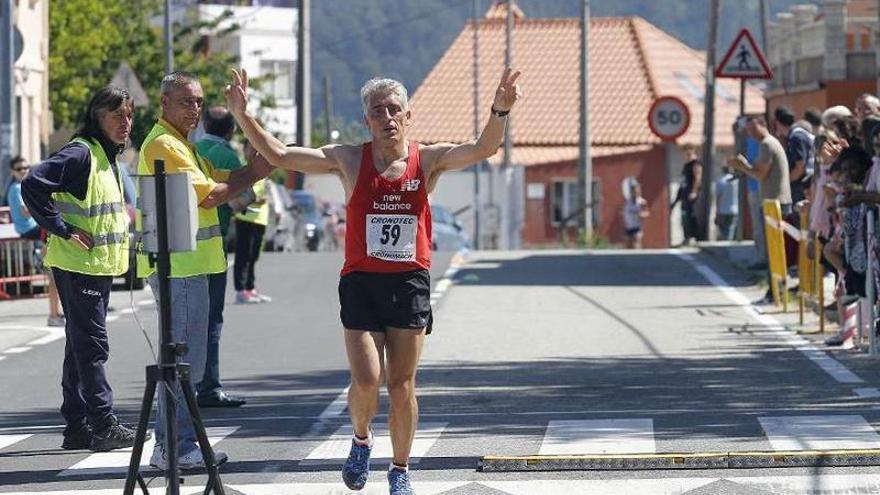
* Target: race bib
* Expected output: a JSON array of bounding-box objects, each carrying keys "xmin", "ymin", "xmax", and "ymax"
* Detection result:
[{"xmin": 366, "ymin": 214, "xmax": 417, "ymax": 262}]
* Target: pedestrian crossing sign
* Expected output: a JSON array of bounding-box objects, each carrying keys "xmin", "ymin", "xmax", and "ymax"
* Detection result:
[{"xmin": 716, "ymin": 28, "xmax": 773, "ymax": 80}]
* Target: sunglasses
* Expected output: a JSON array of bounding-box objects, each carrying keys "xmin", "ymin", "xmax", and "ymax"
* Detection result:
[{"xmin": 13, "ymin": 167, "xmax": 28, "ymax": 172}]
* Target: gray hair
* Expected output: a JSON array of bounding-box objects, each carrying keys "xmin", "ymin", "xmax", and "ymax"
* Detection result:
[
  {"xmin": 161, "ymin": 71, "xmax": 200, "ymax": 95},
  {"xmin": 822, "ymin": 105, "xmax": 852, "ymax": 128},
  {"xmin": 360, "ymin": 78, "xmax": 408, "ymax": 116}
]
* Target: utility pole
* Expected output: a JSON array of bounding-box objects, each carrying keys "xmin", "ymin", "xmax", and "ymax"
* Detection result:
[
  {"xmin": 578, "ymin": 0, "xmax": 592, "ymax": 240},
  {"xmin": 323, "ymin": 75, "xmax": 332, "ymax": 143},
  {"xmin": 502, "ymin": 0, "xmax": 515, "ymax": 249},
  {"xmin": 164, "ymin": 0, "xmax": 173, "ymax": 73},
  {"xmin": 700, "ymin": 0, "xmax": 720, "ymax": 241},
  {"xmin": 471, "ymin": 0, "xmax": 482, "ymax": 250},
  {"xmin": 0, "ymin": 0, "xmax": 13, "ymax": 198},
  {"xmin": 292, "ymin": 0, "xmax": 311, "ymax": 189}
]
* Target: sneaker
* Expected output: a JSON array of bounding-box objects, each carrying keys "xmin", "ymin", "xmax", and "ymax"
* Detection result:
[
  {"xmin": 825, "ymin": 333, "xmax": 847, "ymax": 347},
  {"xmin": 250, "ymin": 289, "xmax": 272, "ymax": 303},
  {"xmin": 47, "ymin": 315, "xmax": 66, "ymax": 327},
  {"xmin": 342, "ymin": 439, "xmax": 372, "ymax": 490},
  {"xmin": 150, "ymin": 443, "xmax": 228, "ymax": 471},
  {"xmin": 89, "ymin": 417, "xmax": 141, "ymax": 452},
  {"xmin": 388, "ymin": 467, "xmax": 415, "ymax": 495},
  {"xmin": 235, "ymin": 290, "xmax": 260, "ymax": 304},
  {"xmin": 61, "ymin": 423, "xmax": 92, "ymax": 450},
  {"xmin": 752, "ymin": 293, "xmax": 775, "ymax": 306}
]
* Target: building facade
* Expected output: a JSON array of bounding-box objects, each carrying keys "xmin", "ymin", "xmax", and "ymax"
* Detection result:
[
  {"xmin": 409, "ymin": 3, "xmax": 765, "ymax": 248},
  {"xmin": 11, "ymin": 0, "xmax": 50, "ymax": 166},
  {"xmin": 766, "ymin": 0, "xmax": 879, "ymax": 116}
]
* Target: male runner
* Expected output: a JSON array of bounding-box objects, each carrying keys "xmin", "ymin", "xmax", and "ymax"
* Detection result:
[{"xmin": 225, "ymin": 67, "xmax": 522, "ymax": 495}]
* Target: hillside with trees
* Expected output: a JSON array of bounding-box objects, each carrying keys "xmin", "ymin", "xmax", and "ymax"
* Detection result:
[{"xmin": 311, "ymin": 0, "xmax": 805, "ymax": 132}]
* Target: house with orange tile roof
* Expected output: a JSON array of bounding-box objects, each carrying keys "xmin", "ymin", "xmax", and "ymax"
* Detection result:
[{"xmin": 409, "ymin": 2, "xmax": 765, "ymax": 248}]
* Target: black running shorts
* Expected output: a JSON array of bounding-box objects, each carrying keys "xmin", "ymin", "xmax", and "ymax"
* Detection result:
[{"xmin": 338, "ymin": 269, "xmax": 433, "ymax": 334}]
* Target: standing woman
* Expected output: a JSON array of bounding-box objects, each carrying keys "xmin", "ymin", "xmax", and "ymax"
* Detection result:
[{"xmin": 22, "ymin": 86, "xmax": 141, "ymax": 451}]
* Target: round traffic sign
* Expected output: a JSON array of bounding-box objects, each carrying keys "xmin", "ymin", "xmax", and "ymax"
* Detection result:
[{"xmin": 647, "ymin": 96, "xmax": 690, "ymax": 142}]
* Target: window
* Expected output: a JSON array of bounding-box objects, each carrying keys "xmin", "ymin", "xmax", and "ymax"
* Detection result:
[
  {"xmin": 550, "ymin": 180, "xmax": 601, "ymax": 228},
  {"xmin": 260, "ymin": 60, "xmax": 295, "ymax": 102}
]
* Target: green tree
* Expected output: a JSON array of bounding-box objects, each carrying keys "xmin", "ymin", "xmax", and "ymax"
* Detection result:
[{"xmin": 49, "ymin": 0, "xmax": 249, "ymax": 146}]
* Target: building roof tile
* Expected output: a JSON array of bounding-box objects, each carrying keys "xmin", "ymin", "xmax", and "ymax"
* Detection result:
[{"xmin": 409, "ymin": 6, "xmax": 765, "ymax": 152}]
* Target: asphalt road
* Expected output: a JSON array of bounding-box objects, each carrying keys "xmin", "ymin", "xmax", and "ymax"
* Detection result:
[{"xmin": 3, "ymin": 248, "xmax": 880, "ymax": 494}]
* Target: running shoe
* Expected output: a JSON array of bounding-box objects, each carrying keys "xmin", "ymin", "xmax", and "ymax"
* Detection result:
[
  {"xmin": 250, "ymin": 289, "xmax": 272, "ymax": 303},
  {"xmin": 150, "ymin": 443, "xmax": 228, "ymax": 471},
  {"xmin": 61, "ymin": 423, "xmax": 92, "ymax": 450},
  {"xmin": 47, "ymin": 315, "xmax": 66, "ymax": 327},
  {"xmin": 388, "ymin": 467, "xmax": 415, "ymax": 495},
  {"xmin": 89, "ymin": 417, "xmax": 140, "ymax": 452},
  {"xmin": 235, "ymin": 290, "xmax": 260, "ymax": 304},
  {"xmin": 342, "ymin": 439, "xmax": 372, "ymax": 490}
]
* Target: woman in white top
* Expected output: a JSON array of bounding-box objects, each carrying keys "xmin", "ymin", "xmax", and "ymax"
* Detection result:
[{"xmin": 622, "ymin": 176, "xmax": 649, "ymax": 249}]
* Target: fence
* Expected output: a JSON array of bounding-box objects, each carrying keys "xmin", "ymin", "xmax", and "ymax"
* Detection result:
[{"xmin": 0, "ymin": 207, "xmax": 48, "ymax": 299}]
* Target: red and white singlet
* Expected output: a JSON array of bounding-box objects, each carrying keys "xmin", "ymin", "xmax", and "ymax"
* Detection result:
[{"xmin": 341, "ymin": 141, "xmax": 432, "ymax": 276}]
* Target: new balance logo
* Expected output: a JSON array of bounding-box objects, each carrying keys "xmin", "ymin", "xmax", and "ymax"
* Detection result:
[{"xmin": 401, "ymin": 179, "xmax": 420, "ymax": 192}]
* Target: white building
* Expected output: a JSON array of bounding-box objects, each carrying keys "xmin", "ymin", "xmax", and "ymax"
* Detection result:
[
  {"xmin": 11, "ymin": 0, "xmax": 50, "ymax": 164},
  {"xmin": 185, "ymin": 3, "xmax": 299, "ymax": 142}
]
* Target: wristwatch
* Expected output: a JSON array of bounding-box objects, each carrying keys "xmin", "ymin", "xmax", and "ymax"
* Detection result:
[{"xmin": 491, "ymin": 106, "xmax": 510, "ymax": 118}]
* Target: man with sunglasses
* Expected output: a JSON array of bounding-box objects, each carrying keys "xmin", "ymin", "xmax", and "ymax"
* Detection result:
[{"xmin": 137, "ymin": 71, "xmax": 272, "ymax": 470}]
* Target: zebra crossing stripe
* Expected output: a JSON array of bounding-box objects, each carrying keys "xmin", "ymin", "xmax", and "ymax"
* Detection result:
[
  {"xmin": 303, "ymin": 422, "xmax": 446, "ymax": 463},
  {"xmin": 0, "ymin": 433, "xmax": 32, "ymax": 450},
  {"xmin": 539, "ymin": 419, "xmax": 655, "ymax": 455},
  {"xmin": 759, "ymin": 415, "xmax": 880, "ymax": 451},
  {"xmin": 59, "ymin": 426, "xmax": 239, "ymax": 477}
]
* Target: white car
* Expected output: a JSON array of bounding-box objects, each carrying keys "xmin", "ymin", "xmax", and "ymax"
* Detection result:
[{"xmin": 431, "ymin": 205, "xmax": 470, "ymax": 251}]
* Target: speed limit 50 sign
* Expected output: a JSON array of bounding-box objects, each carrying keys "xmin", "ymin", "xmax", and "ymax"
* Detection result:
[{"xmin": 648, "ymin": 96, "xmax": 691, "ymax": 142}]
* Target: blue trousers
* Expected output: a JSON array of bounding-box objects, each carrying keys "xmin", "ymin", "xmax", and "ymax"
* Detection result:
[
  {"xmin": 148, "ymin": 274, "xmax": 209, "ymax": 455},
  {"xmin": 54, "ymin": 268, "xmax": 115, "ymax": 435},
  {"xmin": 197, "ymin": 269, "xmax": 227, "ymax": 397}
]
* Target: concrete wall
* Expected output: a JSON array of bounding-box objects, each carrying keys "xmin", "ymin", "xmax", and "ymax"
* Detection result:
[{"xmin": 523, "ymin": 146, "xmax": 670, "ymax": 248}]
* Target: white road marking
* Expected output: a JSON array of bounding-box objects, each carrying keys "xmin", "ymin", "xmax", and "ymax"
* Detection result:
[
  {"xmin": 319, "ymin": 386, "xmax": 349, "ymax": 419},
  {"xmin": 15, "ymin": 475, "xmax": 880, "ymax": 495},
  {"xmin": 3, "ymin": 346, "xmax": 31, "ymax": 354},
  {"xmin": 0, "ymin": 433, "xmax": 32, "ymax": 450},
  {"xmin": 759, "ymin": 415, "xmax": 880, "ymax": 451},
  {"xmin": 303, "ymin": 423, "xmax": 446, "ymax": 463},
  {"xmin": 539, "ymin": 419, "xmax": 655, "ymax": 455},
  {"xmin": 59, "ymin": 426, "xmax": 238, "ymax": 476},
  {"xmin": 854, "ymin": 387, "xmax": 880, "ymax": 399},
  {"xmin": 676, "ymin": 252, "xmax": 865, "ymax": 384},
  {"xmin": 26, "ymin": 327, "xmax": 65, "ymax": 346}
]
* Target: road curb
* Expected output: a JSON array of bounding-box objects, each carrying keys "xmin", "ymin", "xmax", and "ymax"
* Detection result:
[{"xmin": 479, "ymin": 448, "xmax": 880, "ymax": 471}]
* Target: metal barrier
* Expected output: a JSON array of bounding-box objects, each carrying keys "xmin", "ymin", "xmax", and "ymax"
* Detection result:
[
  {"xmin": 0, "ymin": 207, "xmax": 48, "ymax": 299},
  {"xmin": 796, "ymin": 208, "xmax": 825, "ymax": 332},
  {"xmin": 763, "ymin": 199, "xmax": 788, "ymax": 311}
]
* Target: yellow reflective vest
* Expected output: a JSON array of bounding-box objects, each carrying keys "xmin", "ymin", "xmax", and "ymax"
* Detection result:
[
  {"xmin": 136, "ymin": 121, "xmax": 226, "ymax": 278},
  {"xmin": 44, "ymin": 137, "xmax": 130, "ymax": 276}
]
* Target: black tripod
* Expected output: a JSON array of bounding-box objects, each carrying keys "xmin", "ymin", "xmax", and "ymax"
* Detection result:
[{"xmin": 123, "ymin": 160, "xmax": 226, "ymax": 495}]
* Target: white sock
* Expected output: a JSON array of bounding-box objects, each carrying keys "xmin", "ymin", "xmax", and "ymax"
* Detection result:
[
  {"xmin": 390, "ymin": 462, "xmax": 408, "ymax": 472},
  {"xmin": 353, "ymin": 430, "xmax": 373, "ymax": 447}
]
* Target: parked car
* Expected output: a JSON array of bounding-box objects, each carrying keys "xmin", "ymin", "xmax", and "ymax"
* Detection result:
[
  {"xmin": 290, "ymin": 190, "xmax": 324, "ymax": 252},
  {"xmin": 430, "ymin": 204, "xmax": 470, "ymax": 251}
]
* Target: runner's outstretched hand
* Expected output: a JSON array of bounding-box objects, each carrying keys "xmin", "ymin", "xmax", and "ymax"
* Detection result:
[
  {"xmin": 225, "ymin": 68, "xmax": 249, "ymax": 117},
  {"xmin": 491, "ymin": 67, "xmax": 523, "ymax": 112}
]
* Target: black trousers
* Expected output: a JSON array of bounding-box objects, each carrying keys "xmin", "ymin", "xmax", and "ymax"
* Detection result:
[
  {"xmin": 233, "ymin": 219, "xmax": 266, "ymax": 291},
  {"xmin": 52, "ymin": 268, "xmax": 115, "ymax": 434}
]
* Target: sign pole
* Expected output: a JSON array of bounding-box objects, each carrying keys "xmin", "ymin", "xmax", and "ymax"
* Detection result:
[{"xmin": 1, "ymin": 0, "xmax": 14, "ymax": 200}]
